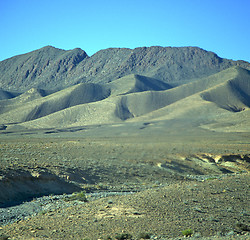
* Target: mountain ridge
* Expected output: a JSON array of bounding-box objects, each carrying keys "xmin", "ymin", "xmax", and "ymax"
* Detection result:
[
  {"xmin": 0, "ymin": 46, "xmax": 249, "ymax": 92},
  {"xmin": 0, "ymin": 46, "xmax": 250, "ymax": 134},
  {"xmin": 1, "ymin": 66, "xmax": 249, "ymax": 133}
]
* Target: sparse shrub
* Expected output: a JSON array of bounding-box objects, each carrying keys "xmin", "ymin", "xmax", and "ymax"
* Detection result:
[
  {"xmin": 182, "ymin": 228, "xmax": 193, "ymax": 236},
  {"xmin": 0, "ymin": 124, "xmax": 7, "ymax": 130},
  {"xmin": 138, "ymin": 232, "xmax": 151, "ymax": 239},
  {"xmin": 38, "ymin": 210, "xmax": 47, "ymax": 215},
  {"xmin": 75, "ymin": 191, "xmax": 88, "ymax": 201},
  {"xmin": 115, "ymin": 233, "xmax": 133, "ymax": 240},
  {"xmin": 64, "ymin": 191, "xmax": 88, "ymax": 202},
  {"xmin": 105, "ymin": 237, "xmax": 113, "ymax": 240},
  {"xmin": 206, "ymin": 177, "xmax": 217, "ymax": 181},
  {"xmin": 96, "ymin": 183, "xmax": 108, "ymax": 190},
  {"xmin": 0, "ymin": 234, "xmax": 9, "ymax": 240}
]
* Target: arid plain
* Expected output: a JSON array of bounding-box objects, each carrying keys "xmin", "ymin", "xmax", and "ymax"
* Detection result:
[
  {"xmin": 0, "ymin": 46, "xmax": 249, "ymax": 239},
  {"xmin": 0, "ymin": 123, "xmax": 249, "ymax": 239}
]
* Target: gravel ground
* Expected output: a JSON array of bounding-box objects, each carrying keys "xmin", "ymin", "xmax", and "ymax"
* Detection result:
[
  {"xmin": 1, "ymin": 173, "xmax": 249, "ymax": 240},
  {"xmin": 0, "ymin": 173, "xmax": 239, "ymax": 227},
  {"xmin": 0, "ymin": 191, "xmax": 135, "ymax": 226},
  {"xmin": 0, "ymin": 137, "xmax": 249, "ymax": 239}
]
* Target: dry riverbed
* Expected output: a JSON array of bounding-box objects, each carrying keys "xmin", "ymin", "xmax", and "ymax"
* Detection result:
[{"xmin": 0, "ymin": 135, "xmax": 249, "ymax": 239}]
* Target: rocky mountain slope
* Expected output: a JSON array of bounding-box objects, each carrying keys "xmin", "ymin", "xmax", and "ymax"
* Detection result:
[
  {"xmin": 0, "ymin": 46, "xmax": 88, "ymax": 91},
  {"xmin": 0, "ymin": 46, "xmax": 249, "ymax": 92}
]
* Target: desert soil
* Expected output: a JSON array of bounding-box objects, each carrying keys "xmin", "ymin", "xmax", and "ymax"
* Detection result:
[{"xmin": 0, "ymin": 132, "xmax": 249, "ymax": 239}]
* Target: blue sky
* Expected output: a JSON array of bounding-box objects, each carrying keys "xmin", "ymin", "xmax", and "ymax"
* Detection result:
[{"xmin": 0, "ymin": 0, "xmax": 250, "ymax": 62}]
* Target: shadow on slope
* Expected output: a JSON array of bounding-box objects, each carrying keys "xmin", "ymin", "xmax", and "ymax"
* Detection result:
[
  {"xmin": 0, "ymin": 83, "xmax": 110, "ymax": 123},
  {"xmin": 2, "ymin": 67, "xmax": 250, "ymax": 131},
  {"xmin": 116, "ymin": 66, "xmax": 250, "ymax": 119},
  {"xmin": 201, "ymin": 68, "xmax": 250, "ymax": 112},
  {"xmin": 0, "ymin": 88, "xmax": 57, "ymax": 115},
  {"xmin": 129, "ymin": 67, "xmax": 250, "ymax": 132},
  {"xmin": 0, "ymin": 74, "xmax": 170, "ymax": 125},
  {"xmin": 0, "ymin": 169, "xmax": 82, "ymax": 208},
  {"xmin": 108, "ymin": 74, "xmax": 172, "ymax": 96},
  {"xmin": 0, "ymin": 89, "xmax": 20, "ymax": 100}
]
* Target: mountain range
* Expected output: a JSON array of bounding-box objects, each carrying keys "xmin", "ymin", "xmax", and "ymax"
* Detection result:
[{"xmin": 0, "ymin": 46, "xmax": 250, "ymax": 134}]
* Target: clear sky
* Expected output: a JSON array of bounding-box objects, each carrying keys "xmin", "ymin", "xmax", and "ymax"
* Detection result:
[{"xmin": 0, "ymin": 0, "xmax": 250, "ymax": 62}]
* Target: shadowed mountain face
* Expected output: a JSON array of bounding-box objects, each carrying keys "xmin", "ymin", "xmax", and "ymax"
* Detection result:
[
  {"xmin": 0, "ymin": 46, "xmax": 250, "ymax": 134},
  {"xmin": 0, "ymin": 46, "xmax": 249, "ymax": 92}
]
